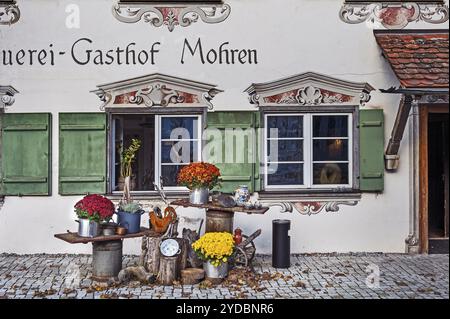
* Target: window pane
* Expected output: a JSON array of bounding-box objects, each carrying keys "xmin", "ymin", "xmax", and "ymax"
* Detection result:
[
  {"xmin": 161, "ymin": 117, "xmax": 198, "ymax": 140},
  {"xmin": 161, "ymin": 141, "xmax": 198, "ymax": 164},
  {"xmin": 313, "ymin": 163, "xmax": 349, "ymax": 185},
  {"xmin": 267, "ymin": 140, "xmax": 303, "ymax": 162},
  {"xmin": 161, "ymin": 165, "xmax": 186, "ymax": 187},
  {"xmin": 313, "ymin": 115, "xmax": 348, "ymax": 137},
  {"xmin": 267, "ymin": 163, "xmax": 303, "ymax": 186},
  {"xmin": 267, "ymin": 116, "xmax": 303, "ymax": 138},
  {"xmin": 113, "ymin": 115, "xmax": 155, "ymax": 191},
  {"xmin": 313, "ymin": 139, "xmax": 348, "ymax": 161}
]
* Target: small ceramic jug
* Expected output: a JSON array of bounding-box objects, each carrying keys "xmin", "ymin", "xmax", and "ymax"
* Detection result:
[{"xmin": 234, "ymin": 185, "xmax": 250, "ymax": 206}]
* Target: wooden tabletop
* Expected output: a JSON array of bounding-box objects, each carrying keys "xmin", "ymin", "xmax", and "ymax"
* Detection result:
[
  {"xmin": 54, "ymin": 227, "xmax": 160, "ymax": 244},
  {"xmin": 170, "ymin": 199, "xmax": 269, "ymax": 215}
]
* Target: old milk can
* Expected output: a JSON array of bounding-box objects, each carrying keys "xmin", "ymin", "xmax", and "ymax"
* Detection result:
[
  {"xmin": 205, "ymin": 210, "xmax": 234, "ymax": 233},
  {"xmin": 92, "ymin": 240, "xmax": 123, "ymax": 280}
]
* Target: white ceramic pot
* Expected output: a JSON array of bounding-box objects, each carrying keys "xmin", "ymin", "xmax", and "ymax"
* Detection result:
[
  {"xmin": 189, "ymin": 188, "xmax": 209, "ymax": 205},
  {"xmin": 204, "ymin": 261, "xmax": 229, "ymax": 279}
]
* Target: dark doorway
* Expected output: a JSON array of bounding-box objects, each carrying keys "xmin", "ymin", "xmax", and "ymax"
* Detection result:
[{"xmin": 428, "ymin": 113, "xmax": 449, "ymax": 254}]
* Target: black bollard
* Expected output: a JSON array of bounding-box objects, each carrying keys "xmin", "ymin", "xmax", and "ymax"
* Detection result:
[{"xmin": 272, "ymin": 219, "xmax": 291, "ymax": 268}]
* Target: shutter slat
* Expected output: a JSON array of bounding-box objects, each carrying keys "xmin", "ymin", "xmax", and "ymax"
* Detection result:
[
  {"xmin": 59, "ymin": 113, "xmax": 107, "ymax": 195},
  {"xmin": 359, "ymin": 109, "xmax": 385, "ymax": 192},
  {"xmin": 0, "ymin": 113, "xmax": 52, "ymax": 196},
  {"xmin": 3, "ymin": 177, "xmax": 48, "ymax": 183},
  {"xmin": 4, "ymin": 125, "xmax": 48, "ymax": 131}
]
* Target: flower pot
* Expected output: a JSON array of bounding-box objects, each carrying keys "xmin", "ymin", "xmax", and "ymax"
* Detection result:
[
  {"xmin": 189, "ymin": 188, "xmax": 209, "ymax": 205},
  {"xmin": 116, "ymin": 210, "xmax": 145, "ymax": 234},
  {"xmin": 77, "ymin": 219, "xmax": 101, "ymax": 238},
  {"xmin": 204, "ymin": 261, "xmax": 229, "ymax": 280}
]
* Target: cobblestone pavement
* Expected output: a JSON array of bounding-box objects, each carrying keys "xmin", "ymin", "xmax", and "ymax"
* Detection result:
[{"xmin": 0, "ymin": 253, "xmax": 448, "ymax": 299}]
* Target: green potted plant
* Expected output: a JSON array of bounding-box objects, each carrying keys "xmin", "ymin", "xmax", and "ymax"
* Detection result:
[{"xmin": 115, "ymin": 138, "xmax": 145, "ymax": 234}]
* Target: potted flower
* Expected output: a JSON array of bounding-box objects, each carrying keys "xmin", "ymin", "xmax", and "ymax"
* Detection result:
[
  {"xmin": 74, "ymin": 194, "xmax": 115, "ymax": 238},
  {"xmin": 192, "ymin": 232, "xmax": 235, "ymax": 280},
  {"xmin": 116, "ymin": 201, "xmax": 145, "ymax": 234},
  {"xmin": 177, "ymin": 162, "xmax": 221, "ymax": 205}
]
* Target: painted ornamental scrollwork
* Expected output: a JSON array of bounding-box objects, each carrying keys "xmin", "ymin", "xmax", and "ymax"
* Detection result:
[
  {"xmin": 112, "ymin": 2, "xmax": 231, "ymax": 32},
  {"xmin": 263, "ymin": 200, "xmax": 360, "ymax": 215},
  {"xmin": 339, "ymin": 2, "xmax": 449, "ymax": 29},
  {"xmin": 0, "ymin": 1, "xmax": 20, "ymax": 26},
  {"xmin": 92, "ymin": 73, "xmax": 223, "ymax": 111},
  {"xmin": 130, "ymin": 84, "xmax": 185, "ymax": 107},
  {"xmin": 245, "ymin": 72, "xmax": 374, "ymax": 108},
  {"xmin": 0, "ymin": 85, "xmax": 18, "ymax": 109}
]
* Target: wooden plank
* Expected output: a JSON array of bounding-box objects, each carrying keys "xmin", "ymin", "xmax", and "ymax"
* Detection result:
[
  {"xmin": 54, "ymin": 227, "xmax": 160, "ymax": 244},
  {"xmin": 170, "ymin": 199, "xmax": 269, "ymax": 215},
  {"xmin": 419, "ymin": 106, "xmax": 429, "ymax": 254}
]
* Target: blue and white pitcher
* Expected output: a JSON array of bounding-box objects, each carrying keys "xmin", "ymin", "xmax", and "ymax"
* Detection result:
[{"xmin": 234, "ymin": 185, "xmax": 250, "ymax": 206}]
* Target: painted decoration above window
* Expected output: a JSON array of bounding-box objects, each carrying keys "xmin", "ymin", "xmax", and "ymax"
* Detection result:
[
  {"xmin": 0, "ymin": 0, "xmax": 20, "ymax": 25},
  {"xmin": 244, "ymin": 72, "xmax": 374, "ymax": 107},
  {"xmin": 91, "ymin": 73, "xmax": 223, "ymax": 110},
  {"xmin": 0, "ymin": 85, "xmax": 18, "ymax": 109},
  {"xmin": 340, "ymin": 0, "xmax": 449, "ymax": 29},
  {"xmin": 112, "ymin": 0, "xmax": 231, "ymax": 32}
]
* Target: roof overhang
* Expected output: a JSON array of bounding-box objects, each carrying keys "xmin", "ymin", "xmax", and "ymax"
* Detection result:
[{"xmin": 91, "ymin": 73, "xmax": 223, "ymax": 110}]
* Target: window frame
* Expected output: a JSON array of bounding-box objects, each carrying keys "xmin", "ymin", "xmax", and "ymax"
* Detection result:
[
  {"xmin": 106, "ymin": 108, "xmax": 205, "ymax": 195},
  {"xmin": 155, "ymin": 114, "xmax": 203, "ymax": 192},
  {"xmin": 262, "ymin": 106, "xmax": 359, "ymax": 192}
]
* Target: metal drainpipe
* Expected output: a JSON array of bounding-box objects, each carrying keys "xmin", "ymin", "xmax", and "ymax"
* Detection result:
[
  {"xmin": 406, "ymin": 100, "xmax": 420, "ymax": 253},
  {"xmin": 385, "ymin": 95, "xmax": 416, "ymax": 171}
]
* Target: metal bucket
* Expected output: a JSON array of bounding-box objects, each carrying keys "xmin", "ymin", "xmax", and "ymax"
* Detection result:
[
  {"xmin": 92, "ymin": 240, "xmax": 123, "ymax": 280},
  {"xmin": 189, "ymin": 188, "xmax": 209, "ymax": 205},
  {"xmin": 204, "ymin": 261, "xmax": 228, "ymax": 279},
  {"xmin": 77, "ymin": 219, "xmax": 100, "ymax": 238},
  {"xmin": 206, "ymin": 210, "xmax": 234, "ymax": 233},
  {"xmin": 116, "ymin": 210, "xmax": 144, "ymax": 234}
]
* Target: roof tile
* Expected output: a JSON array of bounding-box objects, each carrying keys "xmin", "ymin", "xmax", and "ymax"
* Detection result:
[{"xmin": 374, "ymin": 32, "xmax": 449, "ymax": 88}]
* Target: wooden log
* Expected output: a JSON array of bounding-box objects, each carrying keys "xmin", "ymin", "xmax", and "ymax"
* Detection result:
[
  {"xmin": 118, "ymin": 266, "xmax": 154, "ymax": 284},
  {"xmin": 140, "ymin": 236, "xmax": 162, "ymax": 275},
  {"xmin": 181, "ymin": 268, "xmax": 205, "ymax": 285},
  {"xmin": 157, "ymin": 256, "xmax": 179, "ymax": 286},
  {"xmin": 176, "ymin": 238, "xmax": 189, "ymax": 271}
]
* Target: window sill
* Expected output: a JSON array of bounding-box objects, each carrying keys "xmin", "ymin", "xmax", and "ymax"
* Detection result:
[
  {"xmin": 106, "ymin": 191, "xmax": 189, "ymax": 202},
  {"xmin": 258, "ymin": 190, "xmax": 362, "ymax": 202}
]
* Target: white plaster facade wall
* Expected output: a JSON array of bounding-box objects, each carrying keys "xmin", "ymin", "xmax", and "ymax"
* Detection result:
[{"xmin": 0, "ymin": 0, "xmax": 448, "ymax": 254}]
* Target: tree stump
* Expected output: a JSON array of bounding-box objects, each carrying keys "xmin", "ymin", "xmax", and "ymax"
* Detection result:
[
  {"xmin": 177, "ymin": 238, "xmax": 189, "ymax": 271},
  {"xmin": 157, "ymin": 256, "xmax": 179, "ymax": 286},
  {"xmin": 181, "ymin": 268, "xmax": 205, "ymax": 285},
  {"xmin": 140, "ymin": 236, "xmax": 162, "ymax": 275}
]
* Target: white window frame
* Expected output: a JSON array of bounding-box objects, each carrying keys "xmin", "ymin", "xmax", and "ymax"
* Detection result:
[
  {"xmin": 111, "ymin": 113, "xmax": 202, "ymax": 194},
  {"xmin": 155, "ymin": 114, "xmax": 202, "ymax": 191},
  {"xmin": 264, "ymin": 113, "xmax": 353, "ymax": 190}
]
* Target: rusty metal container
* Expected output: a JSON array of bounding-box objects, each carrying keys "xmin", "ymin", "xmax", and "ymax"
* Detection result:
[
  {"xmin": 205, "ymin": 210, "xmax": 234, "ymax": 233},
  {"xmin": 92, "ymin": 240, "xmax": 123, "ymax": 280}
]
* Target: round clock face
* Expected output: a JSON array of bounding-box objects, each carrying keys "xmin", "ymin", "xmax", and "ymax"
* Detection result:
[{"xmin": 160, "ymin": 239, "xmax": 180, "ymax": 257}]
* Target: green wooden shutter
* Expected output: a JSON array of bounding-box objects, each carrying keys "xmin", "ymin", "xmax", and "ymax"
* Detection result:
[
  {"xmin": 59, "ymin": 113, "xmax": 107, "ymax": 195},
  {"xmin": 206, "ymin": 111, "xmax": 261, "ymax": 194},
  {"xmin": 0, "ymin": 113, "xmax": 52, "ymax": 196},
  {"xmin": 359, "ymin": 109, "xmax": 385, "ymax": 192}
]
